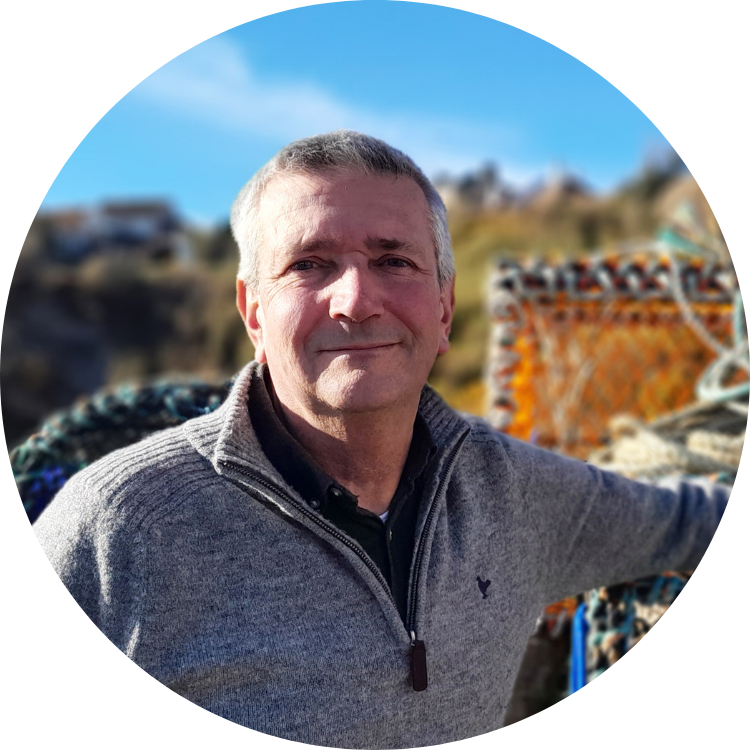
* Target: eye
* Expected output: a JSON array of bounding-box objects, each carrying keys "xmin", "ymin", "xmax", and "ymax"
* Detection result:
[
  {"xmin": 381, "ymin": 257, "xmax": 412, "ymax": 268},
  {"xmin": 288, "ymin": 259, "xmax": 318, "ymax": 272}
]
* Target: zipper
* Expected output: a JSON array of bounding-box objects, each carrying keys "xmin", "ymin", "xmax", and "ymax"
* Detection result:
[
  {"xmin": 406, "ymin": 429, "xmax": 470, "ymax": 692},
  {"xmin": 219, "ymin": 427, "xmax": 469, "ymax": 694},
  {"xmin": 218, "ymin": 460, "xmax": 396, "ymax": 605},
  {"xmin": 406, "ymin": 429, "xmax": 469, "ymax": 632},
  {"xmin": 409, "ymin": 630, "xmax": 427, "ymax": 692}
]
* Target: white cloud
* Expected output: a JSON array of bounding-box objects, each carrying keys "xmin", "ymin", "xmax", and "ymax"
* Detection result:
[
  {"xmin": 134, "ymin": 37, "xmax": 540, "ymax": 185},
  {"xmin": 136, "ymin": 39, "xmax": 349, "ymax": 135}
]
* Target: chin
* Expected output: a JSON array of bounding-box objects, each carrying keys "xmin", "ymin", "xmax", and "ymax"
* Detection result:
[{"xmin": 316, "ymin": 368, "xmax": 414, "ymax": 415}]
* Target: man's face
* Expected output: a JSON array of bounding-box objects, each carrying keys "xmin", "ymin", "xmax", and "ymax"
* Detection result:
[{"xmin": 237, "ymin": 169, "xmax": 454, "ymax": 417}]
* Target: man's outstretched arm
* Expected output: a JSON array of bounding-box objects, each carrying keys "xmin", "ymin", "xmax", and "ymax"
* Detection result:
[{"xmin": 510, "ymin": 440, "xmax": 730, "ymax": 605}]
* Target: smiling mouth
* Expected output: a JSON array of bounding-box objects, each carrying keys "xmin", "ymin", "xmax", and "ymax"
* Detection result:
[{"xmin": 323, "ymin": 343, "xmax": 398, "ymax": 353}]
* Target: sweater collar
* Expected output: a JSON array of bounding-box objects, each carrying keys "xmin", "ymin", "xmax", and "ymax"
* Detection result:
[{"xmin": 183, "ymin": 361, "xmax": 470, "ymax": 486}]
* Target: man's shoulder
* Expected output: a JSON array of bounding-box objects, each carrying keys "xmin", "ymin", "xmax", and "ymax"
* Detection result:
[
  {"xmin": 35, "ymin": 419, "xmax": 216, "ymax": 534},
  {"xmin": 460, "ymin": 413, "xmax": 531, "ymax": 457},
  {"xmin": 460, "ymin": 414, "xmax": 504, "ymax": 442},
  {"xmin": 457, "ymin": 413, "xmax": 592, "ymax": 482}
]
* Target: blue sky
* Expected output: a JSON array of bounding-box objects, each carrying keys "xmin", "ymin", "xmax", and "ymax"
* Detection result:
[{"xmin": 41, "ymin": 1, "xmax": 672, "ymax": 227}]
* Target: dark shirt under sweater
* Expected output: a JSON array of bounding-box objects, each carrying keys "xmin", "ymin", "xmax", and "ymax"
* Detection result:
[{"xmin": 248, "ymin": 371, "xmax": 435, "ymax": 625}]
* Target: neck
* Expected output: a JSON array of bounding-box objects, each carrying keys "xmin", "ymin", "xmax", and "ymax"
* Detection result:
[{"xmin": 274, "ymin": 392, "xmax": 419, "ymax": 517}]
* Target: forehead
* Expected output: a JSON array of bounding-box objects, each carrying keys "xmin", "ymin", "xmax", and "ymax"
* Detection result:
[{"xmin": 255, "ymin": 169, "xmax": 433, "ymax": 253}]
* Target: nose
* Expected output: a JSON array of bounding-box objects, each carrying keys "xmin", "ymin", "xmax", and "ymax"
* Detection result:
[{"xmin": 328, "ymin": 263, "xmax": 384, "ymax": 323}]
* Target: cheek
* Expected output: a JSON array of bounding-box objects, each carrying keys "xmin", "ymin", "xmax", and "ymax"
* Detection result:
[
  {"xmin": 265, "ymin": 293, "xmax": 323, "ymax": 353},
  {"xmin": 396, "ymin": 289, "xmax": 443, "ymax": 343}
]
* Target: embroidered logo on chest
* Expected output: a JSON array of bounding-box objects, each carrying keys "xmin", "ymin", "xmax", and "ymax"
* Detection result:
[{"xmin": 476, "ymin": 576, "xmax": 491, "ymax": 599}]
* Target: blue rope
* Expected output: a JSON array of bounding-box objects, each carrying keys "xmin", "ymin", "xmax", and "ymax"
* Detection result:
[{"xmin": 570, "ymin": 601, "xmax": 589, "ymax": 693}]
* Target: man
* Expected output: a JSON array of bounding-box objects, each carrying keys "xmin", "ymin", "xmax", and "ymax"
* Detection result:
[{"xmin": 35, "ymin": 131, "xmax": 728, "ymax": 749}]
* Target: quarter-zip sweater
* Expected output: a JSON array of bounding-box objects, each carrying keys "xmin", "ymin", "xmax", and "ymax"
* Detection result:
[{"xmin": 34, "ymin": 362, "xmax": 729, "ymax": 749}]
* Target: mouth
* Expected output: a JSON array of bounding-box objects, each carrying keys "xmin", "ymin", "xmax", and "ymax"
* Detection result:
[{"xmin": 322, "ymin": 343, "xmax": 399, "ymax": 353}]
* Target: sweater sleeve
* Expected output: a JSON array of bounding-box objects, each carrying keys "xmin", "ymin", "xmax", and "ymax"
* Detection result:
[
  {"xmin": 514, "ymin": 442, "xmax": 730, "ymax": 605},
  {"xmin": 33, "ymin": 470, "xmax": 145, "ymax": 654}
]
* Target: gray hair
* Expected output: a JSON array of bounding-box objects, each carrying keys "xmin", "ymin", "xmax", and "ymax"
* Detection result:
[{"xmin": 230, "ymin": 130, "xmax": 454, "ymax": 289}]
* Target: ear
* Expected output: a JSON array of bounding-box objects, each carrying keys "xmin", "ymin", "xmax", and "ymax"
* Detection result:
[
  {"xmin": 236, "ymin": 278, "xmax": 267, "ymax": 363},
  {"xmin": 437, "ymin": 277, "xmax": 455, "ymax": 355}
]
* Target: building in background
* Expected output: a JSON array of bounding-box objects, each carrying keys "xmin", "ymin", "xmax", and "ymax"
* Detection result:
[{"xmin": 33, "ymin": 200, "xmax": 193, "ymax": 264}]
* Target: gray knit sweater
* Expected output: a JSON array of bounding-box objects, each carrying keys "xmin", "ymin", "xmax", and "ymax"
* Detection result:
[{"xmin": 34, "ymin": 362, "xmax": 728, "ymax": 748}]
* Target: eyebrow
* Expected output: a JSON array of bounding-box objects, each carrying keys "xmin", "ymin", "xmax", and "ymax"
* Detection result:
[
  {"xmin": 364, "ymin": 236, "xmax": 415, "ymax": 253},
  {"xmin": 291, "ymin": 238, "xmax": 338, "ymax": 256}
]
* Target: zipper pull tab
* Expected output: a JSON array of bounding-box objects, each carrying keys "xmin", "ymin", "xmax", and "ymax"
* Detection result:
[{"xmin": 410, "ymin": 631, "xmax": 427, "ymax": 692}]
